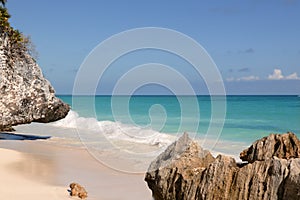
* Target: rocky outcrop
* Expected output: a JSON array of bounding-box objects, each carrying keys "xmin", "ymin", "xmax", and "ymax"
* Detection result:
[
  {"xmin": 145, "ymin": 132, "xmax": 300, "ymax": 200},
  {"xmin": 0, "ymin": 32, "xmax": 69, "ymax": 131},
  {"xmin": 240, "ymin": 132, "xmax": 300, "ymax": 162},
  {"xmin": 146, "ymin": 132, "xmax": 215, "ymax": 200}
]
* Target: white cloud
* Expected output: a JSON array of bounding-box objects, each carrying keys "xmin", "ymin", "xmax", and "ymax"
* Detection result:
[
  {"xmin": 226, "ymin": 76, "xmax": 260, "ymax": 82},
  {"xmin": 286, "ymin": 72, "xmax": 300, "ymax": 80},
  {"xmin": 226, "ymin": 77, "xmax": 235, "ymax": 82},
  {"xmin": 226, "ymin": 69, "xmax": 300, "ymax": 82},
  {"xmin": 237, "ymin": 75, "xmax": 260, "ymax": 81},
  {"xmin": 268, "ymin": 69, "xmax": 300, "ymax": 80},
  {"xmin": 268, "ymin": 69, "xmax": 284, "ymax": 80}
]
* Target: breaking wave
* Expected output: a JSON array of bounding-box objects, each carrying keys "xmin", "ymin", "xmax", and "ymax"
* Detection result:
[{"xmin": 52, "ymin": 110, "xmax": 175, "ymax": 147}]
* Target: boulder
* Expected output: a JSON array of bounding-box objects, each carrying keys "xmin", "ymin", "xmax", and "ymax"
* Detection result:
[
  {"xmin": 145, "ymin": 132, "xmax": 215, "ymax": 200},
  {"xmin": 0, "ymin": 31, "xmax": 69, "ymax": 131},
  {"xmin": 145, "ymin": 132, "xmax": 300, "ymax": 200},
  {"xmin": 240, "ymin": 132, "xmax": 300, "ymax": 163},
  {"xmin": 69, "ymin": 182, "xmax": 88, "ymax": 199}
]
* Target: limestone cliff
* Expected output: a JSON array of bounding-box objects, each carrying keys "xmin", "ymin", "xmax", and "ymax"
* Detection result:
[
  {"xmin": 145, "ymin": 132, "xmax": 300, "ymax": 200},
  {"xmin": 0, "ymin": 8, "xmax": 69, "ymax": 131}
]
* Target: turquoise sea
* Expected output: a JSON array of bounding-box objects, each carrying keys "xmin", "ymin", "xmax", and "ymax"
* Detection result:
[
  {"xmin": 14, "ymin": 95, "xmax": 300, "ymax": 172},
  {"xmin": 58, "ymin": 95, "xmax": 300, "ymax": 145}
]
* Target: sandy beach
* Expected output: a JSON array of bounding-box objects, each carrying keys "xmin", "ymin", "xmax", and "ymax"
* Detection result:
[{"xmin": 0, "ymin": 138, "xmax": 152, "ymax": 200}]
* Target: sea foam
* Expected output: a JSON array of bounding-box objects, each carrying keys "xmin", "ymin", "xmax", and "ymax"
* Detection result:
[{"xmin": 51, "ymin": 110, "xmax": 175, "ymax": 147}]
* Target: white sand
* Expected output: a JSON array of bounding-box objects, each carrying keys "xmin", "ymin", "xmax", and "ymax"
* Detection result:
[
  {"xmin": 0, "ymin": 148, "xmax": 69, "ymax": 199},
  {"xmin": 0, "ymin": 140, "xmax": 153, "ymax": 200}
]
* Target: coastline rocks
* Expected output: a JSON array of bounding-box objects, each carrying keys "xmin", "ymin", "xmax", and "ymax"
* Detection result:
[
  {"xmin": 145, "ymin": 132, "xmax": 300, "ymax": 200},
  {"xmin": 145, "ymin": 132, "xmax": 215, "ymax": 200},
  {"xmin": 240, "ymin": 132, "xmax": 300, "ymax": 163},
  {"xmin": 69, "ymin": 182, "xmax": 88, "ymax": 199},
  {"xmin": 0, "ymin": 33, "xmax": 70, "ymax": 131}
]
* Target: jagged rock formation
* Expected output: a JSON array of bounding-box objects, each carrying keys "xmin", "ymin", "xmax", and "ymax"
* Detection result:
[
  {"xmin": 240, "ymin": 132, "xmax": 300, "ymax": 162},
  {"xmin": 0, "ymin": 22, "xmax": 69, "ymax": 131},
  {"xmin": 145, "ymin": 132, "xmax": 300, "ymax": 200}
]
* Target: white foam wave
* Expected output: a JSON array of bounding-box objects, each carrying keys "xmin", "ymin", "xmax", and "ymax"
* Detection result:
[{"xmin": 51, "ymin": 110, "xmax": 175, "ymax": 147}]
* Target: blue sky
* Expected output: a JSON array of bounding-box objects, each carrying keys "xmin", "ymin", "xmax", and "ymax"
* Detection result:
[{"xmin": 6, "ymin": 0, "xmax": 300, "ymax": 94}]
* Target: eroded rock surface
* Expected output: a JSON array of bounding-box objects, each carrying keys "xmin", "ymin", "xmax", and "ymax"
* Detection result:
[
  {"xmin": 240, "ymin": 132, "xmax": 300, "ymax": 163},
  {"xmin": 0, "ymin": 33, "xmax": 69, "ymax": 131},
  {"xmin": 145, "ymin": 132, "xmax": 300, "ymax": 200},
  {"xmin": 146, "ymin": 132, "xmax": 215, "ymax": 200}
]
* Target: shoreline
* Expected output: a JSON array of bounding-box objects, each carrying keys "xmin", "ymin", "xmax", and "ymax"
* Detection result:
[
  {"xmin": 0, "ymin": 120, "xmax": 268, "ymax": 199},
  {"xmin": 1, "ymin": 122, "xmax": 295, "ymax": 199},
  {"xmin": 0, "ymin": 139, "xmax": 152, "ymax": 200}
]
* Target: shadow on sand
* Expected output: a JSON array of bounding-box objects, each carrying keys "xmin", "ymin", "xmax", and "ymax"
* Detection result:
[{"xmin": 0, "ymin": 132, "xmax": 51, "ymax": 140}]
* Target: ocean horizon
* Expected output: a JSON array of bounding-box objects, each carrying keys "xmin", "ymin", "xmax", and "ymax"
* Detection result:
[{"xmin": 57, "ymin": 94, "xmax": 300, "ymax": 138}]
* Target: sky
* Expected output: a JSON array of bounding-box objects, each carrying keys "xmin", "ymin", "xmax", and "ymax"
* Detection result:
[{"xmin": 6, "ymin": 0, "xmax": 300, "ymax": 95}]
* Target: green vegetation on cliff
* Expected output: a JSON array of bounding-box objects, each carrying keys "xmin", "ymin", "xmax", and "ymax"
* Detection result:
[
  {"xmin": 0, "ymin": 0, "xmax": 70, "ymax": 131},
  {"xmin": 0, "ymin": 0, "xmax": 37, "ymax": 60}
]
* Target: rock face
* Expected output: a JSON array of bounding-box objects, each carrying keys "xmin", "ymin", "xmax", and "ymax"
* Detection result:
[
  {"xmin": 146, "ymin": 132, "xmax": 215, "ymax": 200},
  {"xmin": 145, "ymin": 132, "xmax": 300, "ymax": 200},
  {"xmin": 0, "ymin": 33, "xmax": 70, "ymax": 131},
  {"xmin": 240, "ymin": 132, "xmax": 300, "ymax": 162}
]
